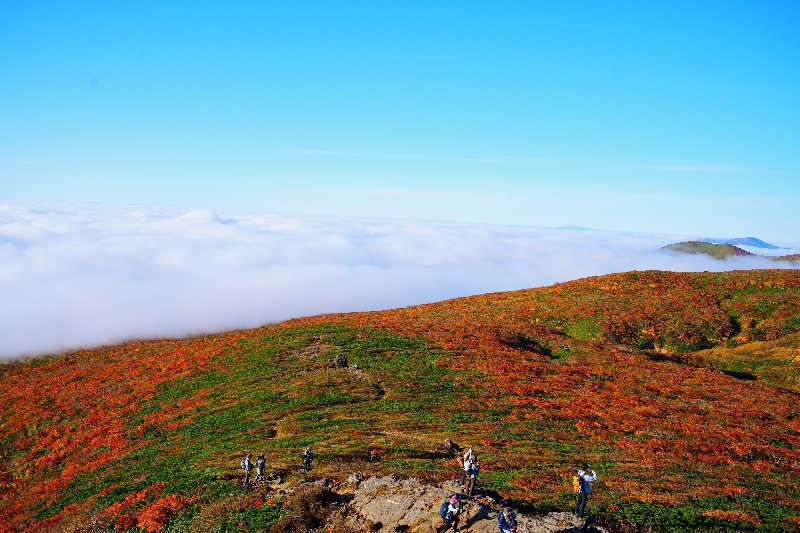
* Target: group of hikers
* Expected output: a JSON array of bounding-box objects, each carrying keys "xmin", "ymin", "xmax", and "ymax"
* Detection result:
[
  {"xmin": 240, "ymin": 453, "xmax": 267, "ymax": 485},
  {"xmin": 239, "ymin": 444, "xmax": 599, "ymax": 531},
  {"xmin": 240, "ymin": 446, "xmax": 314, "ymax": 485},
  {"xmin": 439, "ymin": 495, "xmax": 519, "ymax": 533},
  {"xmin": 439, "ymin": 450, "xmax": 598, "ymax": 532}
]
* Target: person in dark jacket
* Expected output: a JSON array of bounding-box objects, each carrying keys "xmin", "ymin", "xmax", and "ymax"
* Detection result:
[
  {"xmin": 255, "ymin": 453, "xmax": 266, "ymax": 482},
  {"xmin": 303, "ymin": 446, "xmax": 314, "ymax": 472},
  {"xmin": 498, "ymin": 506, "xmax": 518, "ymax": 532},
  {"xmin": 465, "ymin": 457, "xmax": 479, "ymax": 496},
  {"xmin": 575, "ymin": 462, "xmax": 598, "ymax": 518}
]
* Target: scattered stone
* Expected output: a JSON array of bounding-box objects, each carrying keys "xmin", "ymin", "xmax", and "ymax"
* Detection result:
[
  {"xmin": 291, "ymin": 344, "xmax": 336, "ymax": 360},
  {"xmin": 347, "ymin": 472, "xmax": 365, "ymax": 485},
  {"xmin": 439, "ymin": 439, "xmax": 459, "ymax": 457}
]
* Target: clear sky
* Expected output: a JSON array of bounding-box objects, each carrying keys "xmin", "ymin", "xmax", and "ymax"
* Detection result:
[{"xmin": 2, "ymin": 1, "xmax": 799, "ymax": 240}]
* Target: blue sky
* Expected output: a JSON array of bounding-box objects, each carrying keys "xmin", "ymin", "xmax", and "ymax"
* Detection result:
[{"xmin": 2, "ymin": 1, "xmax": 799, "ymax": 240}]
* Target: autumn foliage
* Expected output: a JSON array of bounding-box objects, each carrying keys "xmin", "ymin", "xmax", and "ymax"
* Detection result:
[{"xmin": 1, "ymin": 269, "xmax": 799, "ymax": 532}]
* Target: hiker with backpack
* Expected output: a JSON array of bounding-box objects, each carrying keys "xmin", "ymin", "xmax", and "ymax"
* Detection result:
[
  {"xmin": 574, "ymin": 462, "xmax": 598, "ymax": 519},
  {"xmin": 303, "ymin": 446, "xmax": 314, "ymax": 472},
  {"xmin": 438, "ymin": 494, "xmax": 461, "ymax": 532},
  {"xmin": 498, "ymin": 506, "xmax": 518, "ymax": 532},
  {"xmin": 254, "ymin": 453, "xmax": 265, "ymax": 482},
  {"xmin": 241, "ymin": 454, "xmax": 254, "ymax": 485},
  {"xmin": 465, "ymin": 457, "xmax": 479, "ymax": 496}
]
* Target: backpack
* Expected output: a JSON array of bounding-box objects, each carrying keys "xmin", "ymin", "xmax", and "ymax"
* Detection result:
[
  {"xmin": 439, "ymin": 501, "xmax": 449, "ymax": 518},
  {"xmin": 499, "ymin": 511, "xmax": 517, "ymax": 528}
]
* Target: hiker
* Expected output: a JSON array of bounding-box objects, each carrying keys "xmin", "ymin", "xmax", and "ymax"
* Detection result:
[
  {"xmin": 465, "ymin": 457, "xmax": 479, "ymax": 496},
  {"xmin": 497, "ymin": 506, "xmax": 518, "ymax": 532},
  {"xmin": 254, "ymin": 453, "xmax": 265, "ymax": 482},
  {"xmin": 241, "ymin": 454, "xmax": 253, "ymax": 485},
  {"xmin": 460, "ymin": 454, "xmax": 473, "ymax": 486},
  {"xmin": 303, "ymin": 446, "xmax": 314, "ymax": 472},
  {"xmin": 462, "ymin": 446, "xmax": 474, "ymax": 465},
  {"xmin": 369, "ymin": 447, "xmax": 382, "ymax": 462},
  {"xmin": 575, "ymin": 462, "xmax": 598, "ymax": 518},
  {"xmin": 438, "ymin": 494, "xmax": 461, "ymax": 532}
]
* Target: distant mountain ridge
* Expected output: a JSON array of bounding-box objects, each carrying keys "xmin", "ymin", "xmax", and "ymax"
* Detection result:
[
  {"xmin": 702, "ymin": 236, "xmax": 782, "ymax": 249},
  {"xmin": 663, "ymin": 240, "xmax": 799, "ymax": 263}
]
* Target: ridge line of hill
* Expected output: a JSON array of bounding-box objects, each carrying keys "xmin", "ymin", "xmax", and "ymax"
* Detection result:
[{"xmin": 662, "ymin": 240, "xmax": 800, "ymax": 262}]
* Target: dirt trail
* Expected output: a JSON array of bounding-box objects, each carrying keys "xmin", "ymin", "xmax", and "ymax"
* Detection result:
[{"xmin": 342, "ymin": 475, "xmax": 606, "ymax": 533}]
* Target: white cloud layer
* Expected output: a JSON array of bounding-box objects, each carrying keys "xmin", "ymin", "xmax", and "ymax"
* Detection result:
[{"xmin": 1, "ymin": 202, "xmax": 797, "ymax": 360}]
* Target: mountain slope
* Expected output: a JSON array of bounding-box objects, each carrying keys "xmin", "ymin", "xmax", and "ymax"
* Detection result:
[{"xmin": 2, "ymin": 270, "xmax": 800, "ymax": 532}]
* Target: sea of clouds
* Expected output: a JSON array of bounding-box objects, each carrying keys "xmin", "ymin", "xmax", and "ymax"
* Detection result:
[{"xmin": 1, "ymin": 202, "xmax": 797, "ymax": 360}]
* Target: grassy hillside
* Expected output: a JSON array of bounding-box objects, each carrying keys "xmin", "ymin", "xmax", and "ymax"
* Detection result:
[
  {"xmin": 692, "ymin": 333, "xmax": 800, "ymax": 392},
  {"xmin": 2, "ymin": 270, "xmax": 800, "ymax": 532}
]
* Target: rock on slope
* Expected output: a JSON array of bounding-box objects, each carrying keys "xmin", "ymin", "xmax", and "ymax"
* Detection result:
[{"xmin": 345, "ymin": 475, "xmax": 605, "ymax": 532}]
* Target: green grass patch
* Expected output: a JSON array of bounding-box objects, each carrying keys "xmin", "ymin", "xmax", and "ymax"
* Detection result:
[
  {"xmin": 480, "ymin": 469, "xmax": 518, "ymax": 491},
  {"xmin": 782, "ymin": 313, "xmax": 800, "ymax": 335},
  {"xmin": 565, "ymin": 318, "xmax": 602, "ymax": 340},
  {"xmin": 728, "ymin": 286, "xmax": 791, "ymax": 301},
  {"xmin": 551, "ymin": 347, "xmax": 573, "ymax": 359},
  {"xmin": 604, "ymin": 493, "xmax": 797, "ymax": 533},
  {"xmin": 215, "ymin": 500, "xmax": 287, "ymax": 532}
]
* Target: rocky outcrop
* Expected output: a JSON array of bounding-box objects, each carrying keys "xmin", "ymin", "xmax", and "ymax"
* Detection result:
[{"xmin": 342, "ymin": 475, "xmax": 606, "ymax": 532}]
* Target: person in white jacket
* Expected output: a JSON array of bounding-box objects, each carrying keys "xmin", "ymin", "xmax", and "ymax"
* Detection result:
[
  {"xmin": 241, "ymin": 454, "xmax": 253, "ymax": 485},
  {"xmin": 462, "ymin": 446, "xmax": 474, "ymax": 464},
  {"xmin": 460, "ymin": 456, "xmax": 473, "ymax": 486},
  {"xmin": 575, "ymin": 462, "xmax": 598, "ymax": 518}
]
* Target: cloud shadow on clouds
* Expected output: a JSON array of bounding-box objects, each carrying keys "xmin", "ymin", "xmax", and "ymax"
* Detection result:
[{"xmin": 0, "ymin": 203, "xmax": 796, "ymax": 360}]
